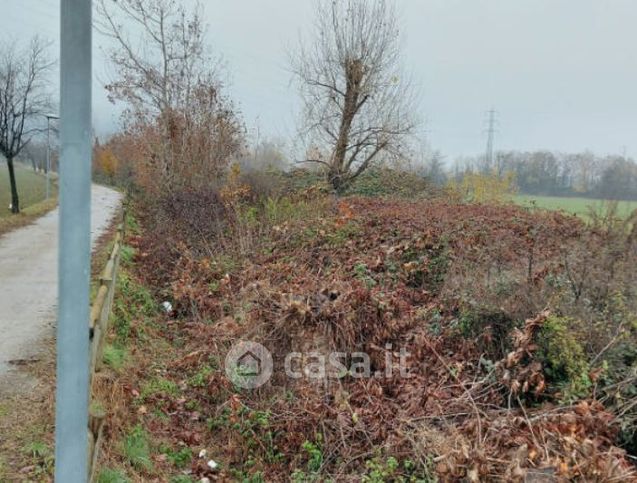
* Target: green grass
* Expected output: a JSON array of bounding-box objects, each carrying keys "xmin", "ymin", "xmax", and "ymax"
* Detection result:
[
  {"xmin": 140, "ymin": 377, "xmax": 180, "ymax": 401},
  {"xmin": 122, "ymin": 425, "xmax": 152, "ymax": 471},
  {"xmin": 513, "ymin": 194, "xmax": 637, "ymax": 219},
  {"xmin": 98, "ymin": 468, "xmax": 130, "ymax": 483},
  {"xmin": 103, "ymin": 344, "xmax": 127, "ymax": 370},
  {"xmin": 0, "ymin": 162, "xmax": 56, "ymax": 217}
]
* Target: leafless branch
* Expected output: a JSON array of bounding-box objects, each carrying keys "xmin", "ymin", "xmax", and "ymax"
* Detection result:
[
  {"xmin": 290, "ymin": 0, "xmax": 418, "ymax": 191},
  {"xmin": 0, "ymin": 37, "xmax": 53, "ymax": 213}
]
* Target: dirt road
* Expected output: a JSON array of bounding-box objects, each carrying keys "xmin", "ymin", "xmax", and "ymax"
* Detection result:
[{"xmin": 0, "ymin": 184, "xmax": 122, "ymax": 392}]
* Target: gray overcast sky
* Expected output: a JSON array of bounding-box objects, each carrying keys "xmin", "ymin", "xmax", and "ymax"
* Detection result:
[{"xmin": 2, "ymin": 0, "xmax": 637, "ymax": 160}]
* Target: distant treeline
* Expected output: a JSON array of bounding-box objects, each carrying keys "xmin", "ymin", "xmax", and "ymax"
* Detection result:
[{"xmin": 449, "ymin": 151, "xmax": 637, "ymax": 200}]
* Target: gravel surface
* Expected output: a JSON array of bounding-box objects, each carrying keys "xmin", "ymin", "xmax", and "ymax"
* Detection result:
[{"xmin": 0, "ymin": 184, "xmax": 122, "ymax": 393}]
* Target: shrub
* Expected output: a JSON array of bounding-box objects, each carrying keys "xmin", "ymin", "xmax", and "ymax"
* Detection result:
[
  {"xmin": 136, "ymin": 187, "xmax": 228, "ymax": 290},
  {"xmin": 448, "ymin": 171, "xmax": 517, "ymax": 204},
  {"xmin": 344, "ymin": 167, "xmax": 434, "ymax": 198},
  {"xmin": 536, "ymin": 315, "xmax": 591, "ymax": 401},
  {"xmin": 456, "ymin": 307, "xmax": 517, "ymax": 359}
]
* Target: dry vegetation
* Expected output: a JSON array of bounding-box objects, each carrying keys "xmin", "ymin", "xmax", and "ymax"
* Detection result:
[
  {"xmin": 2, "ymin": 1, "xmax": 636, "ymax": 481},
  {"xmin": 87, "ymin": 176, "xmax": 637, "ymax": 482},
  {"xmin": 82, "ymin": 1, "xmax": 637, "ymax": 480}
]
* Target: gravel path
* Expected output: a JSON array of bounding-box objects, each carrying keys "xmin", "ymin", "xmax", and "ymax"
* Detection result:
[{"xmin": 0, "ymin": 184, "xmax": 122, "ymax": 392}]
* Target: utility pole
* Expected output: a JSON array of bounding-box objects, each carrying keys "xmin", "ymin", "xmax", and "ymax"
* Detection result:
[
  {"xmin": 484, "ymin": 109, "xmax": 498, "ymax": 173},
  {"xmin": 55, "ymin": 0, "xmax": 92, "ymax": 481},
  {"xmin": 45, "ymin": 113, "xmax": 59, "ymax": 200}
]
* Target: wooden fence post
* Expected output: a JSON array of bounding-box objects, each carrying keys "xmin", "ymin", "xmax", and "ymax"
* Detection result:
[{"xmin": 87, "ymin": 209, "xmax": 126, "ymax": 479}]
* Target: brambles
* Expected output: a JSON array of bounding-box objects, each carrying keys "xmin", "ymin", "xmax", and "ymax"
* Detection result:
[
  {"xmin": 99, "ymin": 191, "xmax": 637, "ymax": 480},
  {"xmin": 399, "ymin": 238, "xmax": 449, "ymax": 293},
  {"xmin": 343, "ymin": 167, "xmax": 437, "ymax": 199}
]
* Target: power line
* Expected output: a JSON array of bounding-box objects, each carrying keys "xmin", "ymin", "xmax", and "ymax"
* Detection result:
[{"xmin": 483, "ymin": 108, "xmax": 498, "ymax": 171}]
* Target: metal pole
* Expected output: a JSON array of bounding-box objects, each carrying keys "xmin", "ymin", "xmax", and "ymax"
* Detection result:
[
  {"xmin": 484, "ymin": 109, "xmax": 497, "ymax": 173},
  {"xmin": 46, "ymin": 117, "xmax": 50, "ymax": 200},
  {"xmin": 55, "ymin": 0, "xmax": 92, "ymax": 481},
  {"xmin": 45, "ymin": 114, "xmax": 59, "ymax": 200}
]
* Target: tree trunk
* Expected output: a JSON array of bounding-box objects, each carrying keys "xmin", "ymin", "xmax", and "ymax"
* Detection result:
[
  {"xmin": 6, "ymin": 156, "xmax": 20, "ymax": 213},
  {"xmin": 329, "ymin": 59, "xmax": 364, "ymax": 194},
  {"xmin": 328, "ymin": 167, "xmax": 344, "ymax": 193}
]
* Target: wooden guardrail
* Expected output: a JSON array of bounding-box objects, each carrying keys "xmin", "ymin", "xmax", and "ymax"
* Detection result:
[{"xmin": 87, "ymin": 212, "xmax": 125, "ymax": 482}]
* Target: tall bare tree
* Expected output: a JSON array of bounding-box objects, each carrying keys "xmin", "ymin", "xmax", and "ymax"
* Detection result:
[
  {"xmin": 95, "ymin": 0, "xmax": 242, "ymax": 191},
  {"xmin": 0, "ymin": 37, "xmax": 53, "ymax": 213},
  {"xmin": 95, "ymin": 0, "xmax": 217, "ymax": 117},
  {"xmin": 291, "ymin": 0, "xmax": 417, "ymax": 192}
]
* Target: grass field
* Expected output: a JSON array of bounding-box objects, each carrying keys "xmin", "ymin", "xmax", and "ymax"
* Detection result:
[
  {"xmin": 0, "ymin": 162, "xmax": 55, "ymax": 218},
  {"xmin": 513, "ymin": 194, "xmax": 637, "ymax": 219}
]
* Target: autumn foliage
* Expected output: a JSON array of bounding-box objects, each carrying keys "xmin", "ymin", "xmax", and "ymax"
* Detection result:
[
  {"xmin": 93, "ymin": 143, "xmax": 120, "ymax": 184},
  {"xmin": 447, "ymin": 170, "xmax": 518, "ymax": 204},
  {"xmin": 95, "ymin": 187, "xmax": 637, "ymax": 481}
]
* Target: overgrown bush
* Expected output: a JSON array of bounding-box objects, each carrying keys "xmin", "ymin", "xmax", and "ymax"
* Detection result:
[
  {"xmin": 105, "ymin": 179, "xmax": 637, "ymax": 480},
  {"xmin": 344, "ymin": 167, "xmax": 437, "ymax": 199},
  {"xmin": 536, "ymin": 315, "xmax": 591, "ymax": 402},
  {"xmin": 447, "ymin": 170, "xmax": 517, "ymax": 203}
]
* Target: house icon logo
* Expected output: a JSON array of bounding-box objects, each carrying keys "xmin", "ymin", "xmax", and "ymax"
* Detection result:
[
  {"xmin": 237, "ymin": 350, "xmax": 261, "ymax": 377},
  {"xmin": 225, "ymin": 341, "xmax": 273, "ymax": 389}
]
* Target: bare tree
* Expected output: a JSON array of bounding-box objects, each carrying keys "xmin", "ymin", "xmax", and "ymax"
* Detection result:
[
  {"xmin": 291, "ymin": 0, "xmax": 417, "ymax": 192},
  {"xmin": 95, "ymin": 0, "xmax": 219, "ymax": 116},
  {"xmin": 0, "ymin": 37, "xmax": 53, "ymax": 213},
  {"xmin": 95, "ymin": 0, "xmax": 242, "ymax": 192}
]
